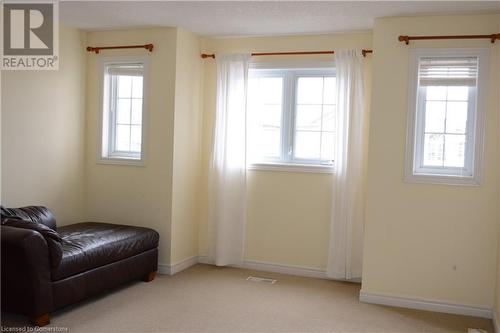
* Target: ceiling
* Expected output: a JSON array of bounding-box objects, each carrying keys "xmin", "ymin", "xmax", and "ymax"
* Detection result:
[{"xmin": 60, "ymin": 1, "xmax": 500, "ymax": 37}]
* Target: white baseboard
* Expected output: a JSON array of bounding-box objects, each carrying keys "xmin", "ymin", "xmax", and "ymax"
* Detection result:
[
  {"xmin": 159, "ymin": 257, "xmax": 493, "ymax": 321},
  {"xmin": 243, "ymin": 259, "xmax": 327, "ymax": 279},
  {"xmin": 158, "ymin": 256, "xmax": 198, "ymax": 276},
  {"xmin": 197, "ymin": 255, "xmax": 210, "ymax": 265},
  {"xmin": 493, "ymin": 310, "xmax": 500, "ymax": 333},
  {"xmin": 359, "ymin": 291, "xmax": 492, "ymax": 319},
  {"xmin": 198, "ymin": 256, "xmax": 327, "ymax": 279},
  {"xmin": 157, "ymin": 263, "xmax": 169, "ymax": 275}
]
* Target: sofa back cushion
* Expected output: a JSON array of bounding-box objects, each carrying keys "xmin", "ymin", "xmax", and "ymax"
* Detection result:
[
  {"xmin": 2, "ymin": 217, "xmax": 63, "ymax": 268},
  {"xmin": 1, "ymin": 206, "xmax": 57, "ymax": 231}
]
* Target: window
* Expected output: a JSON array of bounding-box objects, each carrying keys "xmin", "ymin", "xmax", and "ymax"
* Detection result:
[
  {"xmin": 405, "ymin": 48, "xmax": 488, "ymax": 185},
  {"xmin": 247, "ymin": 65, "xmax": 336, "ymax": 172},
  {"xmin": 99, "ymin": 59, "xmax": 147, "ymax": 164}
]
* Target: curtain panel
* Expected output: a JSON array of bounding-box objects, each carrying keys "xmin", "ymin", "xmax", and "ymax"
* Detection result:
[
  {"xmin": 208, "ymin": 53, "xmax": 251, "ymax": 267},
  {"xmin": 327, "ymin": 49, "xmax": 367, "ymax": 280}
]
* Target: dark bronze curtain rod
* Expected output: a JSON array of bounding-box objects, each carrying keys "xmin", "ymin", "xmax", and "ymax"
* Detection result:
[
  {"xmin": 201, "ymin": 49, "xmax": 373, "ymax": 59},
  {"xmin": 86, "ymin": 44, "xmax": 154, "ymax": 54},
  {"xmin": 398, "ymin": 33, "xmax": 500, "ymax": 45}
]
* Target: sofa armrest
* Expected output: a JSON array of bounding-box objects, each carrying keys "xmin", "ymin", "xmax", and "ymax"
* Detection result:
[{"xmin": 1, "ymin": 225, "xmax": 53, "ymax": 317}]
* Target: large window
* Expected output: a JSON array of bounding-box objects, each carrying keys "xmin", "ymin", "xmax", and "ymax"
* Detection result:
[
  {"xmin": 405, "ymin": 49, "xmax": 488, "ymax": 185},
  {"xmin": 100, "ymin": 59, "xmax": 147, "ymax": 164},
  {"xmin": 247, "ymin": 66, "xmax": 336, "ymax": 171}
]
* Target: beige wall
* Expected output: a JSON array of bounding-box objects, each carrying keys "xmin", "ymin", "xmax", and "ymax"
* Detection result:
[
  {"xmin": 170, "ymin": 29, "xmax": 203, "ymax": 263},
  {"xmin": 362, "ymin": 14, "xmax": 500, "ymax": 309},
  {"xmin": 495, "ymin": 14, "xmax": 500, "ymax": 326},
  {"xmin": 198, "ymin": 33, "xmax": 372, "ymax": 270},
  {"xmin": 1, "ymin": 26, "xmax": 86, "ymax": 225},
  {"xmin": 4, "ymin": 18, "xmax": 499, "ymax": 314},
  {"xmin": 84, "ymin": 28, "xmax": 178, "ymax": 263}
]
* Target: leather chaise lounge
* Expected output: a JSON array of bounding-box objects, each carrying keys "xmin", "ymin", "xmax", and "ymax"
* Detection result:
[{"xmin": 1, "ymin": 206, "xmax": 159, "ymax": 326}]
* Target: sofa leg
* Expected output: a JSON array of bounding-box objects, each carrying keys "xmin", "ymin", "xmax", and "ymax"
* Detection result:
[
  {"xmin": 142, "ymin": 271, "xmax": 156, "ymax": 282},
  {"xmin": 32, "ymin": 313, "xmax": 50, "ymax": 327}
]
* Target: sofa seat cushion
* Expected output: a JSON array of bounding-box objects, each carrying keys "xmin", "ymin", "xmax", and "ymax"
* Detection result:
[{"xmin": 52, "ymin": 222, "xmax": 159, "ymax": 281}]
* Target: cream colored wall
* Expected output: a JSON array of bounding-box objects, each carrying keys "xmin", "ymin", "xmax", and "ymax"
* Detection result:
[
  {"xmin": 84, "ymin": 28, "xmax": 178, "ymax": 263},
  {"xmin": 170, "ymin": 29, "xmax": 203, "ymax": 263},
  {"xmin": 495, "ymin": 14, "xmax": 500, "ymax": 326},
  {"xmin": 497, "ymin": 230, "xmax": 500, "ymax": 326},
  {"xmin": 198, "ymin": 33, "xmax": 372, "ymax": 270},
  {"xmin": 362, "ymin": 14, "xmax": 500, "ymax": 309},
  {"xmin": 1, "ymin": 26, "xmax": 86, "ymax": 225}
]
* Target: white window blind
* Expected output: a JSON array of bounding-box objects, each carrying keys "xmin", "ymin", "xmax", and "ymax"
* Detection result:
[
  {"xmin": 418, "ymin": 56, "xmax": 478, "ymax": 86},
  {"xmin": 106, "ymin": 64, "xmax": 143, "ymax": 76}
]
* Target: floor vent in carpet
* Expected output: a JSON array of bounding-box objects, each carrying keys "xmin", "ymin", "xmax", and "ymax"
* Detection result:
[
  {"xmin": 246, "ymin": 276, "xmax": 277, "ymax": 284},
  {"xmin": 468, "ymin": 329, "xmax": 488, "ymax": 333}
]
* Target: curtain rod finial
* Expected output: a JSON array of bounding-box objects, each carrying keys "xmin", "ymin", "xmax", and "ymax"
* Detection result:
[
  {"xmin": 398, "ymin": 35, "xmax": 410, "ymax": 45},
  {"xmin": 86, "ymin": 46, "xmax": 98, "ymax": 54}
]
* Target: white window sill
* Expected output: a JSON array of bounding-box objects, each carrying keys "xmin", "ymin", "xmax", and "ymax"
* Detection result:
[
  {"xmin": 404, "ymin": 172, "xmax": 480, "ymax": 186},
  {"xmin": 97, "ymin": 157, "xmax": 145, "ymax": 167},
  {"xmin": 247, "ymin": 162, "xmax": 334, "ymax": 174}
]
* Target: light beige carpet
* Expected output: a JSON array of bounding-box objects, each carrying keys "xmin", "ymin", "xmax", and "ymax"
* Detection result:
[{"xmin": 1, "ymin": 264, "xmax": 494, "ymax": 332}]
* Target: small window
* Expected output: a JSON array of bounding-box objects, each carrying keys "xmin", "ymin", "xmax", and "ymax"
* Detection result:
[
  {"xmin": 405, "ymin": 49, "xmax": 488, "ymax": 185},
  {"xmin": 247, "ymin": 66, "xmax": 336, "ymax": 172},
  {"xmin": 99, "ymin": 59, "xmax": 147, "ymax": 164}
]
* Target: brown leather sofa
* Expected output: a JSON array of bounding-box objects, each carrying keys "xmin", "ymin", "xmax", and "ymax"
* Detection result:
[{"xmin": 1, "ymin": 206, "xmax": 159, "ymax": 327}]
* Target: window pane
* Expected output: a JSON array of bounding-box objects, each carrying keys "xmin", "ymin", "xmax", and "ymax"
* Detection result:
[
  {"xmin": 295, "ymin": 76, "xmax": 336, "ymax": 163},
  {"xmin": 323, "ymin": 77, "xmax": 336, "ymax": 104},
  {"xmin": 131, "ymin": 76, "xmax": 143, "ymax": 98},
  {"xmin": 260, "ymin": 128, "xmax": 281, "ymax": 158},
  {"xmin": 259, "ymin": 77, "xmax": 283, "ymax": 104},
  {"xmin": 425, "ymin": 101, "xmax": 446, "ymax": 133},
  {"xmin": 423, "ymin": 134, "xmax": 444, "ymax": 166},
  {"xmin": 322, "ymin": 105, "xmax": 336, "ymax": 132},
  {"xmin": 130, "ymin": 125, "xmax": 142, "ymax": 153},
  {"xmin": 321, "ymin": 132, "xmax": 335, "ymax": 162},
  {"xmin": 116, "ymin": 99, "xmax": 131, "ymax": 124},
  {"xmin": 446, "ymin": 102, "xmax": 467, "ymax": 134},
  {"xmin": 297, "ymin": 77, "xmax": 323, "ymax": 104},
  {"xmin": 261, "ymin": 104, "xmax": 281, "ymax": 127},
  {"xmin": 117, "ymin": 76, "xmax": 132, "ymax": 98},
  {"xmin": 295, "ymin": 131, "xmax": 321, "ymax": 160},
  {"xmin": 247, "ymin": 75, "xmax": 283, "ymax": 162},
  {"xmin": 447, "ymin": 86, "xmax": 468, "ymax": 101},
  {"xmin": 248, "ymin": 127, "xmax": 281, "ymax": 160},
  {"xmin": 131, "ymin": 99, "xmax": 142, "ymax": 125},
  {"xmin": 444, "ymin": 134, "xmax": 466, "ymax": 168},
  {"xmin": 426, "ymin": 86, "xmax": 447, "ymax": 100},
  {"xmin": 296, "ymin": 105, "xmax": 322, "ymax": 131},
  {"xmin": 115, "ymin": 125, "xmax": 130, "ymax": 151}
]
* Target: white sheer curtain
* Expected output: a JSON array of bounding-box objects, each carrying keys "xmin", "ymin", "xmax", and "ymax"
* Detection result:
[
  {"xmin": 327, "ymin": 49, "xmax": 367, "ymax": 280},
  {"xmin": 208, "ymin": 53, "xmax": 251, "ymax": 267}
]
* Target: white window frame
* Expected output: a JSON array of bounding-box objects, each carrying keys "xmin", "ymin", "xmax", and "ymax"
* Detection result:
[
  {"xmin": 97, "ymin": 56, "xmax": 149, "ymax": 166},
  {"xmin": 404, "ymin": 48, "xmax": 488, "ymax": 186},
  {"xmin": 247, "ymin": 61, "xmax": 336, "ymax": 174}
]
